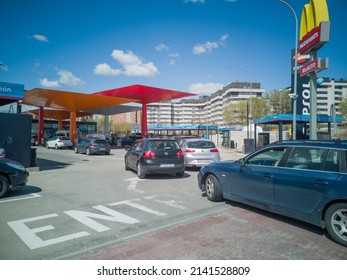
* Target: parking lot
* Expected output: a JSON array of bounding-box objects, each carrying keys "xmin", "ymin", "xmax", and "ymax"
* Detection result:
[{"xmin": 1, "ymin": 146, "xmax": 347, "ymax": 260}]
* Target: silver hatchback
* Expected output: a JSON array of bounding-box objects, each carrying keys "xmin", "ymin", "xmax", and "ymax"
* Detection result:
[{"xmin": 181, "ymin": 139, "xmax": 220, "ymax": 168}]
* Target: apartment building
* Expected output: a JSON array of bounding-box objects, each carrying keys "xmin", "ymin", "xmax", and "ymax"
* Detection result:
[
  {"xmin": 316, "ymin": 78, "xmax": 347, "ymax": 117},
  {"xmin": 111, "ymin": 79, "xmax": 347, "ymax": 129},
  {"xmin": 148, "ymin": 82, "xmax": 265, "ymax": 127}
]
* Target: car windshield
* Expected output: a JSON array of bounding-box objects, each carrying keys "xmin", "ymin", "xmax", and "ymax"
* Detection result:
[{"xmin": 187, "ymin": 141, "xmax": 215, "ymax": 149}]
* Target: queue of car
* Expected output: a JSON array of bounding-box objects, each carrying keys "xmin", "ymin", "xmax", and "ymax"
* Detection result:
[{"xmin": 2, "ymin": 134, "xmax": 347, "ymax": 248}]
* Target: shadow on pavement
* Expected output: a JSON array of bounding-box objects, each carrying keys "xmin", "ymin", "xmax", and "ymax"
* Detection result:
[{"xmin": 37, "ymin": 158, "xmax": 72, "ymax": 171}]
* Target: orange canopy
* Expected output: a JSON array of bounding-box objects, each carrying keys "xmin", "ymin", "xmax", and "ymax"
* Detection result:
[{"xmin": 24, "ymin": 88, "xmax": 137, "ymax": 111}]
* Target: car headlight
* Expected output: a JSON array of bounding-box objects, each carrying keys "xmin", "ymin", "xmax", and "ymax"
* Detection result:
[{"xmin": 6, "ymin": 162, "xmax": 27, "ymax": 171}]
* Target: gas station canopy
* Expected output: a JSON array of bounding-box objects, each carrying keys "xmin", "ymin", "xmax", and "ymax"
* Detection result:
[
  {"xmin": 24, "ymin": 88, "xmax": 137, "ymax": 111},
  {"xmin": 94, "ymin": 84, "xmax": 196, "ymax": 104}
]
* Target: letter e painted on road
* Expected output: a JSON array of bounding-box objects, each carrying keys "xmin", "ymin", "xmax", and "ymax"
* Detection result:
[{"xmin": 7, "ymin": 214, "xmax": 89, "ymax": 249}]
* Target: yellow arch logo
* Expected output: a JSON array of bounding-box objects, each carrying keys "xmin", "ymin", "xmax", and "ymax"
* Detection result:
[{"xmin": 300, "ymin": 0, "xmax": 329, "ymax": 40}]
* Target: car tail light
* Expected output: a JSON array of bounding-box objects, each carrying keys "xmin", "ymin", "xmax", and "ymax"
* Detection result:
[
  {"xmin": 210, "ymin": 149, "xmax": 219, "ymax": 153},
  {"xmin": 58, "ymin": 139, "xmax": 62, "ymax": 142},
  {"xmin": 177, "ymin": 150, "xmax": 184, "ymax": 157},
  {"xmin": 90, "ymin": 143, "xmax": 96, "ymax": 147},
  {"xmin": 184, "ymin": 149, "xmax": 195, "ymax": 153},
  {"xmin": 143, "ymin": 150, "xmax": 156, "ymax": 158}
]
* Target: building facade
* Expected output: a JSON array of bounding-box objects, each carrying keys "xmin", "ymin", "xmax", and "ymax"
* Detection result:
[
  {"xmin": 148, "ymin": 82, "xmax": 265, "ymax": 127},
  {"xmin": 316, "ymin": 78, "xmax": 347, "ymax": 117},
  {"xmin": 110, "ymin": 79, "xmax": 347, "ymax": 130}
]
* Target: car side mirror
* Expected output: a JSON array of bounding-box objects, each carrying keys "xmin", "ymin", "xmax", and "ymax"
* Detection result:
[{"xmin": 239, "ymin": 158, "xmax": 246, "ymax": 166}]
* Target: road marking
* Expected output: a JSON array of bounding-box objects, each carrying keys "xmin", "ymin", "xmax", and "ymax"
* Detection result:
[
  {"xmin": 125, "ymin": 177, "xmax": 145, "ymax": 193},
  {"xmin": 109, "ymin": 199, "xmax": 166, "ymax": 216},
  {"xmin": 6, "ymin": 198, "xmax": 168, "ymax": 250},
  {"xmin": 7, "ymin": 213, "xmax": 89, "ymax": 249},
  {"xmin": 0, "ymin": 193, "xmax": 41, "ymax": 204},
  {"xmin": 65, "ymin": 205, "xmax": 140, "ymax": 232},
  {"xmin": 144, "ymin": 195, "xmax": 187, "ymax": 210}
]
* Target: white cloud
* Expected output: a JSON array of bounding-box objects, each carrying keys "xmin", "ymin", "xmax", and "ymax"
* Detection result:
[
  {"xmin": 39, "ymin": 78, "xmax": 60, "ymax": 87},
  {"xmin": 193, "ymin": 34, "xmax": 229, "ymax": 55},
  {"xmin": 94, "ymin": 49, "xmax": 159, "ymax": 77},
  {"xmin": 39, "ymin": 69, "xmax": 84, "ymax": 88},
  {"xmin": 155, "ymin": 43, "xmax": 170, "ymax": 51},
  {"xmin": 193, "ymin": 41, "xmax": 219, "ymax": 55},
  {"xmin": 57, "ymin": 69, "xmax": 84, "ymax": 86},
  {"xmin": 32, "ymin": 34, "xmax": 49, "ymax": 43},
  {"xmin": 187, "ymin": 82, "xmax": 225, "ymax": 95},
  {"xmin": 94, "ymin": 63, "xmax": 121, "ymax": 76}
]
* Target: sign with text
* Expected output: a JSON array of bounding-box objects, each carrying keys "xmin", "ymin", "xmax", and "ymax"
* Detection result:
[{"xmin": 0, "ymin": 81, "xmax": 24, "ymax": 100}]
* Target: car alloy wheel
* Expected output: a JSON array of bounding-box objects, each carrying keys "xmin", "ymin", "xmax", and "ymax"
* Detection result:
[
  {"xmin": 205, "ymin": 174, "xmax": 222, "ymax": 202},
  {"xmin": 137, "ymin": 162, "xmax": 146, "ymax": 179},
  {"xmin": 0, "ymin": 175, "xmax": 10, "ymax": 198},
  {"xmin": 325, "ymin": 203, "xmax": 347, "ymax": 247}
]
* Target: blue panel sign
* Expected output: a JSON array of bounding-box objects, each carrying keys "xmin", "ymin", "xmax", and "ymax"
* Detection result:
[{"xmin": 0, "ymin": 81, "xmax": 25, "ymax": 100}]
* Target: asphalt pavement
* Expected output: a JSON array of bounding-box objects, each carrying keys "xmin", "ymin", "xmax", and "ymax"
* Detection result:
[{"xmin": 77, "ymin": 146, "xmax": 347, "ymax": 260}]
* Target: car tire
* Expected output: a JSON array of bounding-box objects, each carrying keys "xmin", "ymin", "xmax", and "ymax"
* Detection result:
[
  {"xmin": 74, "ymin": 147, "xmax": 78, "ymax": 154},
  {"xmin": 125, "ymin": 159, "xmax": 130, "ymax": 171},
  {"xmin": 176, "ymin": 171, "xmax": 184, "ymax": 178},
  {"xmin": 86, "ymin": 148, "xmax": 91, "ymax": 155},
  {"xmin": 325, "ymin": 203, "xmax": 347, "ymax": 247},
  {"xmin": 55, "ymin": 144, "xmax": 58, "ymax": 150},
  {"xmin": 137, "ymin": 162, "xmax": 146, "ymax": 179},
  {"xmin": 205, "ymin": 174, "xmax": 223, "ymax": 202},
  {"xmin": 46, "ymin": 143, "xmax": 49, "ymax": 149},
  {"xmin": 0, "ymin": 175, "xmax": 10, "ymax": 198}
]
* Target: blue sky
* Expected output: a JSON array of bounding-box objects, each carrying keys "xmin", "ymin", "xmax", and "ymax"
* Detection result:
[{"xmin": 1, "ymin": 0, "xmax": 346, "ymax": 96}]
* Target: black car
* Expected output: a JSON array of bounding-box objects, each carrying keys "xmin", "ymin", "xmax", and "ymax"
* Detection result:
[
  {"xmin": 198, "ymin": 140, "xmax": 347, "ymax": 247},
  {"xmin": 124, "ymin": 138, "xmax": 185, "ymax": 178},
  {"xmin": 121, "ymin": 136, "xmax": 142, "ymax": 147},
  {"xmin": 0, "ymin": 158, "xmax": 29, "ymax": 198},
  {"xmin": 74, "ymin": 138, "xmax": 111, "ymax": 155}
]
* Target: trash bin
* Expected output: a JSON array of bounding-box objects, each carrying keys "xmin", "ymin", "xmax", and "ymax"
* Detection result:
[
  {"xmin": 244, "ymin": 138, "xmax": 255, "ymax": 154},
  {"xmin": 229, "ymin": 140, "xmax": 235, "ymax": 149},
  {"xmin": 30, "ymin": 148, "xmax": 37, "ymax": 167}
]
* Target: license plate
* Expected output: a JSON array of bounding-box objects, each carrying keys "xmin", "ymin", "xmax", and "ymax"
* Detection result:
[
  {"xmin": 197, "ymin": 160, "xmax": 211, "ymax": 163},
  {"xmin": 160, "ymin": 164, "xmax": 174, "ymax": 168},
  {"xmin": 99, "ymin": 148, "xmax": 106, "ymax": 151}
]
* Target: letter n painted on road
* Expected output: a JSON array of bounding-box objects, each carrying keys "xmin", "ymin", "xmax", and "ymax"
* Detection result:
[{"xmin": 65, "ymin": 205, "xmax": 140, "ymax": 232}]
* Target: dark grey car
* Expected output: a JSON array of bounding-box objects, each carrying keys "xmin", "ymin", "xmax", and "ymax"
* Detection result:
[
  {"xmin": 74, "ymin": 138, "xmax": 110, "ymax": 155},
  {"xmin": 124, "ymin": 138, "xmax": 185, "ymax": 179}
]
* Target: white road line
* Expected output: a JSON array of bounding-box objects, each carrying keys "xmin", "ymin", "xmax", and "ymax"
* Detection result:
[
  {"xmin": 125, "ymin": 177, "xmax": 145, "ymax": 193},
  {"xmin": 0, "ymin": 193, "xmax": 41, "ymax": 203}
]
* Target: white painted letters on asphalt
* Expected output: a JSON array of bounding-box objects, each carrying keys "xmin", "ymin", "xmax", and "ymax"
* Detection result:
[
  {"xmin": 7, "ymin": 198, "xmax": 174, "ymax": 249},
  {"xmin": 7, "ymin": 214, "xmax": 89, "ymax": 249}
]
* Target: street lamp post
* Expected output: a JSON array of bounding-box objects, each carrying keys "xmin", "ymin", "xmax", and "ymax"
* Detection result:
[{"xmin": 278, "ymin": 0, "xmax": 298, "ymax": 140}]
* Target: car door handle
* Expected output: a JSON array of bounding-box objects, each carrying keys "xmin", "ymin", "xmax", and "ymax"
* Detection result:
[
  {"xmin": 264, "ymin": 173, "xmax": 274, "ymax": 178},
  {"xmin": 315, "ymin": 179, "xmax": 329, "ymax": 186}
]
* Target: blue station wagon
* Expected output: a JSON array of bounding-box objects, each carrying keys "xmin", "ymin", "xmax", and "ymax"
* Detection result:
[{"xmin": 198, "ymin": 140, "xmax": 347, "ymax": 247}]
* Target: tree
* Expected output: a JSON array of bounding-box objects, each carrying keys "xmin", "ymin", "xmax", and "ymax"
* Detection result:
[
  {"xmin": 223, "ymin": 100, "xmax": 248, "ymax": 126},
  {"xmin": 339, "ymin": 96, "xmax": 347, "ymax": 123},
  {"xmin": 268, "ymin": 89, "xmax": 291, "ymax": 114},
  {"xmin": 250, "ymin": 97, "xmax": 270, "ymax": 119}
]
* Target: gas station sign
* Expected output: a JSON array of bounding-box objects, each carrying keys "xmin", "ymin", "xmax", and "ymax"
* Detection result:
[{"xmin": 0, "ymin": 81, "xmax": 24, "ymax": 100}]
